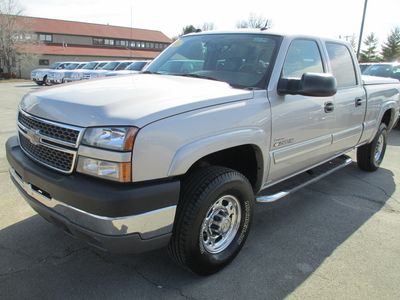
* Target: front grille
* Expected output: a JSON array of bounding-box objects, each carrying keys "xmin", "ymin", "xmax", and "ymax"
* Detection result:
[
  {"xmin": 18, "ymin": 112, "xmax": 80, "ymax": 144},
  {"xmin": 19, "ymin": 133, "xmax": 74, "ymax": 172}
]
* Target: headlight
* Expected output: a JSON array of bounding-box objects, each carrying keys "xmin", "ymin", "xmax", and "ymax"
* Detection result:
[
  {"xmin": 77, "ymin": 157, "xmax": 131, "ymax": 182},
  {"xmin": 82, "ymin": 127, "xmax": 138, "ymax": 151}
]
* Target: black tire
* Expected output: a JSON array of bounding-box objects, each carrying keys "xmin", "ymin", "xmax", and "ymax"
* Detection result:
[
  {"xmin": 169, "ymin": 166, "xmax": 254, "ymax": 275},
  {"xmin": 43, "ymin": 76, "xmax": 50, "ymax": 86},
  {"xmin": 35, "ymin": 81, "xmax": 44, "ymax": 86},
  {"xmin": 357, "ymin": 123, "xmax": 387, "ymax": 171}
]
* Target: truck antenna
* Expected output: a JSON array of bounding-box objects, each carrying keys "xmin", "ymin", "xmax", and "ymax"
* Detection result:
[{"xmin": 260, "ymin": 19, "xmax": 271, "ymax": 31}]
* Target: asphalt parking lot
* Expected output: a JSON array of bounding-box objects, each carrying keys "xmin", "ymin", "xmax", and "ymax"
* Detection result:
[{"xmin": 0, "ymin": 81, "xmax": 399, "ymax": 299}]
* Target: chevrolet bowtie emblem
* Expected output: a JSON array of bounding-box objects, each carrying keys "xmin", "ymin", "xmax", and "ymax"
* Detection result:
[{"xmin": 26, "ymin": 129, "xmax": 41, "ymax": 145}]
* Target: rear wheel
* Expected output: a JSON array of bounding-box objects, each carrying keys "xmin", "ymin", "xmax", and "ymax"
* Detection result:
[
  {"xmin": 168, "ymin": 166, "xmax": 254, "ymax": 275},
  {"xmin": 357, "ymin": 123, "xmax": 387, "ymax": 171}
]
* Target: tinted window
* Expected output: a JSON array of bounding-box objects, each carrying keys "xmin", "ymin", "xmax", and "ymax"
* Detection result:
[
  {"xmin": 326, "ymin": 42, "xmax": 357, "ymax": 88},
  {"xmin": 282, "ymin": 39, "xmax": 324, "ymax": 78}
]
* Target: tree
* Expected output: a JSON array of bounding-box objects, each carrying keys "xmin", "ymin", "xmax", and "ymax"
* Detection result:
[
  {"xmin": 236, "ymin": 13, "xmax": 270, "ymax": 29},
  {"xmin": 200, "ymin": 22, "xmax": 215, "ymax": 32},
  {"xmin": 0, "ymin": 0, "xmax": 38, "ymax": 77},
  {"xmin": 181, "ymin": 25, "xmax": 200, "ymax": 36},
  {"xmin": 381, "ymin": 27, "xmax": 400, "ymax": 61},
  {"xmin": 360, "ymin": 33, "xmax": 380, "ymax": 62}
]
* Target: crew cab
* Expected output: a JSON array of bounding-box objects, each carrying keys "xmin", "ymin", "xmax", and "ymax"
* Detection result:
[{"xmin": 6, "ymin": 31, "xmax": 400, "ymax": 275}]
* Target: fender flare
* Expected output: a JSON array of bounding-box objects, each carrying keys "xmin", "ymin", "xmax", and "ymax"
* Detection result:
[{"xmin": 167, "ymin": 128, "xmax": 268, "ymax": 179}]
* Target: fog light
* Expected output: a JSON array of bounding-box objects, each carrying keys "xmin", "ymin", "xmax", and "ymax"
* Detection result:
[{"xmin": 77, "ymin": 156, "xmax": 131, "ymax": 182}]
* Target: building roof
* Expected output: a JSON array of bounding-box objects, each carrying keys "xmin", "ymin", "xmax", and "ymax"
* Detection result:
[
  {"xmin": 15, "ymin": 15, "xmax": 171, "ymax": 43},
  {"xmin": 17, "ymin": 44, "xmax": 161, "ymax": 59}
]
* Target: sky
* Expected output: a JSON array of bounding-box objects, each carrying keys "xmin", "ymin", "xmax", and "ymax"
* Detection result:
[{"xmin": 18, "ymin": 0, "xmax": 399, "ymax": 48}]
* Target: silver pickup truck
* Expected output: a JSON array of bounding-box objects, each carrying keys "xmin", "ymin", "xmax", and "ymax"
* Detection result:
[{"xmin": 6, "ymin": 31, "xmax": 400, "ymax": 275}]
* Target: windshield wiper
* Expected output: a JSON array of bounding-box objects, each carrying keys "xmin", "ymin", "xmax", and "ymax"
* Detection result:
[
  {"xmin": 141, "ymin": 70, "xmax": 161, "ymax": 74},
  {"xmin": 174, "ymin": 73, "xmax": 223, "ymax": 82}
]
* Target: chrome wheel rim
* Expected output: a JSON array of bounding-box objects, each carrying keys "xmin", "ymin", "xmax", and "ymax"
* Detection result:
[
  {"xmin": 200, "ymin": 195, "xmax": 241, "ymax": 254},
  {"xmin": 374, "ymin": 134, "xmax": 384, "ymax": 162}
]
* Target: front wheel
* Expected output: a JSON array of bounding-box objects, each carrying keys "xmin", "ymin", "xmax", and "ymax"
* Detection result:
[
  {"xmin": 357, "ymin": 123, "xmax": 387, "ymax": 171},
  {"xmin": 169, "ymin": 167, "xmax": 254, "ymax": 275}
]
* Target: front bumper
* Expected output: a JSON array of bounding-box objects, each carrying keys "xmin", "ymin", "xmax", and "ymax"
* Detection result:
[{"xmin": 6, "ymin": 136, "xmax": 180, "ymax": 253}]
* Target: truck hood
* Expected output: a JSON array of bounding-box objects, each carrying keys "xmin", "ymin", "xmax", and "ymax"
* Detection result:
[{"xmin": 20, "ymin": 74, "xmax": 253, "ymax": 128}]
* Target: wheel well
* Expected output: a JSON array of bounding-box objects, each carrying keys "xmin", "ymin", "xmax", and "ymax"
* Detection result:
[
  {"xmin": 381, "ymin": 109, "xmax": 392, "ymax": 127},
  {"xmin": 187, "ymin": 145, "xmax": 263, "ymax": 192}
]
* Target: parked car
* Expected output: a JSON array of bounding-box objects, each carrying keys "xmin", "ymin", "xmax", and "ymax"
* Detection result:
[
  {"xmin": 7, "ymin": 31, "xmax": 400, "ymax": 275},
  {"xmin": 359, "ymin": 62, "xmax": 373, "ymax": 72},
  {"xmin": 105, "ymin": 60, "xmax": 151, "ymax": 76},
  {"xmin": 47, "ymin": 62, "xmax": 87, "ymax": 84},
  {"xmin": 30, "ymin": 62, "xmax": 71, "ymax": 85},
  {"xmin": 362, "ymin": 62, "xmax": 400, "ymax": 80},
  {"xmin": 82, "ymin": 61, "xmax": 133, "ymax": 79},
  {"xmin": 64, "ymin": 61, "xmax": 110, "ymax": 82}
]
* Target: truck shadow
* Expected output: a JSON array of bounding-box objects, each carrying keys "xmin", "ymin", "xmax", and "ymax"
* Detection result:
[{"xmin": 0, "ymin": 163, "xmax": 396, "ymax": 299}]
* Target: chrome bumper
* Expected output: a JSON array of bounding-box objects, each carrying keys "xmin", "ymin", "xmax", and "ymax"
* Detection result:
[{"xmin": 10, "ymin": 168, "xmax": 176, "ymax": 239}]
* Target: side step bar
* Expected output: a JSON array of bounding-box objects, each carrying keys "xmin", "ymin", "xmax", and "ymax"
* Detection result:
[{"xmin": 256, "ymin": 155, "xmax": 352, "ymax": 203}]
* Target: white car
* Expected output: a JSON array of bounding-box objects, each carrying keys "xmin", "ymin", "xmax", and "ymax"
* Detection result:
[
  {"xmin": 105, "ymin": 60, "xmax": 151, "ymax": 76},
  {"xmin": 82, "ymin": 61, "xmax": 134, "ymax": 79},
  {"xmin": 64, "ymin": 61, "xmax": 110, "ymax": 82},
  {"xmin": 30, "ymin": 62, "xmax": 71, "ymax": 85},
  {"xmin": 47, "ymin": 62, "xmax": 88, "ymax": 84}
]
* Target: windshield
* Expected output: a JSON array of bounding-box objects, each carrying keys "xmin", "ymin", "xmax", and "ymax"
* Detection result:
[
  {"xmin": 82, "ymin": 62, "xmax": 98, "ymax": 70},
  {"xmin": 101, "ymin": 62, "xmax": 120, "ymax": 71},
  {"xmin": 364, "ymin": 64, "xmax": 393, "ymax": 77},
  {"xmin": 65, "ymin": 63, "xmax": 80, "ymax": 70},
  {"xmin": 128, "ymin": 61, "xmax": 148, "ymax": 71},
  {"xmin": 115, "ymin": 62, "xmax": 132, "ymax": 70},
  {"xmin": 146, "ymin": 33, "xmax": 281, "ymax": 88},
  {"xmin": 95, "ymin": 62, "xmax": 108, "ymax": 69},
  {"xmin": 56, "ymin": 63, "xmax": 70, "ymax": 70},
  {"xmin": 77, "ymin": 63, "xmax": 87, "ymax": 69},
  {"xmin": 48, "ymin": 62, "xmax": 61, "ymax": 69}
]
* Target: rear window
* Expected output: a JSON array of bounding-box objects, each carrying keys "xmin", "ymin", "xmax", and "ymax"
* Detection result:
[{"xmin": 326, "ymin": 42, "xmax": 357, "ymax": 88}]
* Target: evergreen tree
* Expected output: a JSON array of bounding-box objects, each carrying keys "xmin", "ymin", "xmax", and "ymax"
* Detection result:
[
  {"xmin": 360, "ymin": 33, "xmax": 379, "ymax": 62},
  {"xmin": 381, "ymin": 27, "xmax": 400, "ymax": 61}
]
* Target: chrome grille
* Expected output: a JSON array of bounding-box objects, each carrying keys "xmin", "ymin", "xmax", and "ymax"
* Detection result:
[
  {"xmin": 19, "ymin": 133, "xmax": 74, "ymax": 172},
  {"xmin": 17, "ymin": 110, "xmax": 83, "ymax": 174},
  {"xmin": 18, "ymin": 111, "xmax": 80, "ymax": 144}
]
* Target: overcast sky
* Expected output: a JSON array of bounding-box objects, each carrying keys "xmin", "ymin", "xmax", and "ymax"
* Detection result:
[{"xmin": 19, "ymin": 0, "xmax": 399, "ymax": 46}]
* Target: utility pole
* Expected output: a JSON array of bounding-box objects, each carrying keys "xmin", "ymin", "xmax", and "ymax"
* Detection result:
[{"xmin": 357, "ymin": 0, "xmax": 368, "ymax": 60}]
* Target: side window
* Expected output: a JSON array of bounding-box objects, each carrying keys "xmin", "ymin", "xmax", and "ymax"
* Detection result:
[
  {"xmin": 282, "ymin": 39, "xmax": 324, "ymax": 78},
  {"xmin": 326, "ymin": 42, "xmax": 357, "ymax": 88}
]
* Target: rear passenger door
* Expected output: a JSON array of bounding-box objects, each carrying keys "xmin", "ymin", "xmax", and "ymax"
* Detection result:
[{"xmin": 325, "ymin": 42, "xmax": 366, "ymax": 154}]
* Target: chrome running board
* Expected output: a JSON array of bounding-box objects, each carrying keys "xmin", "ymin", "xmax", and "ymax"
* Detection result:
[{"xmin": 256, "ymin": 155, "xmax": 352, "ymax": 203}]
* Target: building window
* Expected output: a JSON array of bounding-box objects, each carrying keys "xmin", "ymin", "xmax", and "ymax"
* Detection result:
[
  {"xmin": 93, "ymin": 38, "xmax": 104, "ymax": 45},
  {"xmin": 39, "ymin": 34, "xmax": 52, "ymax": 42},
  {"xmin": 115, "ymin": 40, "xmax": 127, "ymax": 47},
  {"xmin": 141, "ymin": 42, "xmax": 145, "ymax": 48},
  {"xmin": 39, "ymin": 59, "xmax": 50, "ymax": 66},
  {"xmin": 104, "ymin": 39, "xmax": 114, "ymax": 46},
  {"xmin": 150, "ymin": 42, "xmax": 154, "ymax": 48}
]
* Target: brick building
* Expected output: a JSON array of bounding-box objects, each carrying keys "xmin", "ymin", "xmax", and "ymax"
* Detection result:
[{"xmin": 9, "ymin": 16, "xmax": 172, "ymax": 78}]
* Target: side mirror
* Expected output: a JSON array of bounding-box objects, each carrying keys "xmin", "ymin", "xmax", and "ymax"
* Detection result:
[{"xmin": 278, "ymin": 73, "xmax": 337, "ymax": 97}]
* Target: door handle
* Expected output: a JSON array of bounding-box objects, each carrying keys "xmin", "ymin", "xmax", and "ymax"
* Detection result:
[
  {"xmin": 355, "ymin": 98, "xmax": 363, "ymax": 107},
  {"xmin": 324, "ymin": 102, "xmax": 334, "ymax": 113}
]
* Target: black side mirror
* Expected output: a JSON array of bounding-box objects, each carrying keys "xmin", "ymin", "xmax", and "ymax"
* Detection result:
[{"xmin": 278, "ymin": 73, "xmax": 337, "ymax": 97}]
